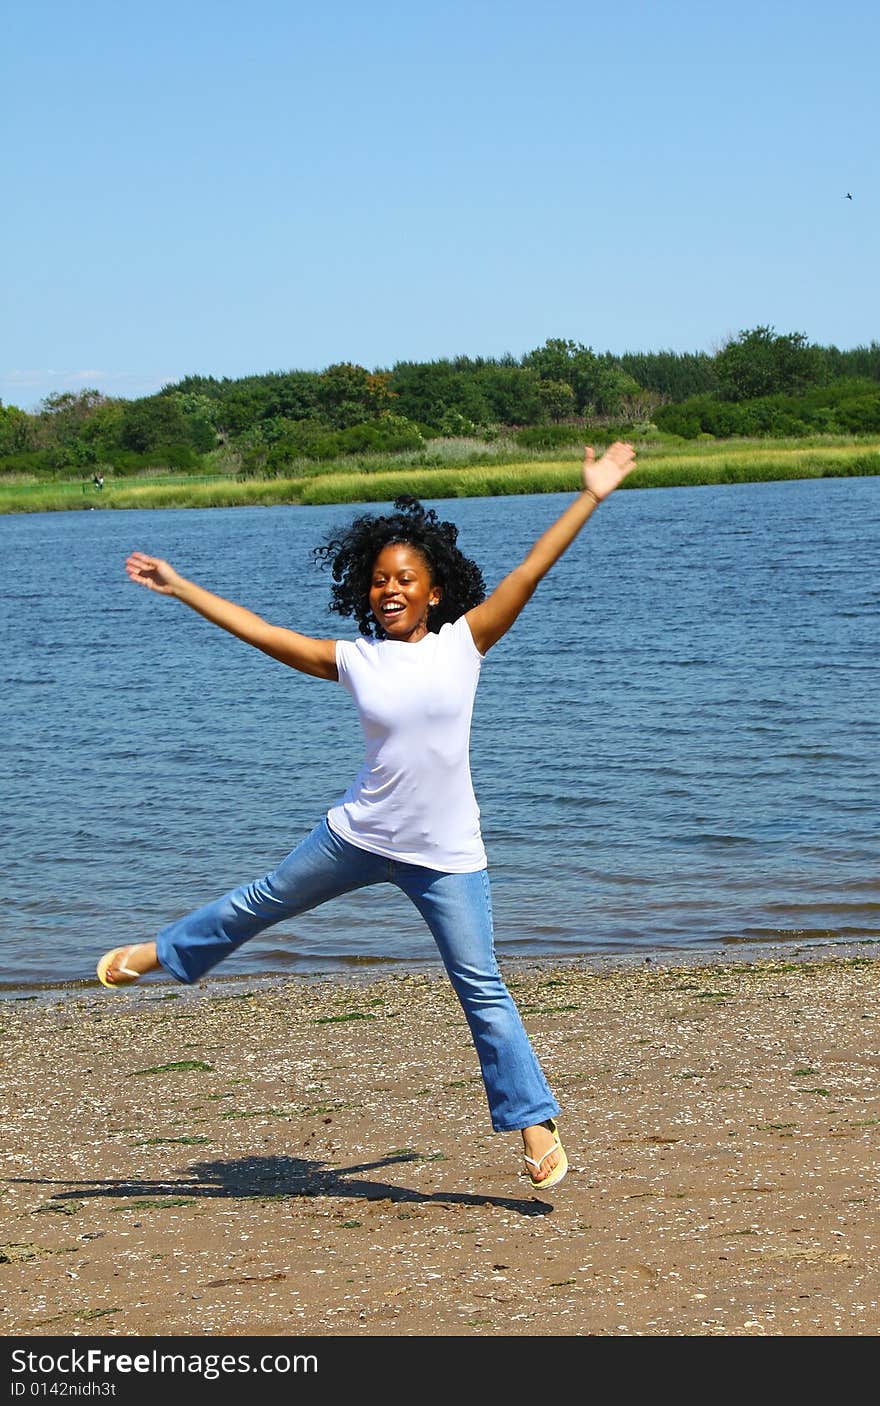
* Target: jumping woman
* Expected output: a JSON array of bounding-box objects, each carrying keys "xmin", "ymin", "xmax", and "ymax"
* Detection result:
[{"xmin": 97, "ymin": 440, "xmax": 637, "ymax": 1191}]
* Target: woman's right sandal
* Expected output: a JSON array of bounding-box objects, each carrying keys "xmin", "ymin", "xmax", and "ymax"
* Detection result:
[
  {"xmin": 97, "ymin": 945, "xmax": 144, "ymax": 988},
  {"xmin": 524, "ymin": 1118, "xmax": 568, "ymax": 1191}
]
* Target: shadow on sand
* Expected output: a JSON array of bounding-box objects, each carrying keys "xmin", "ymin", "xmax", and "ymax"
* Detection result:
[{"xmin": 13, "ymin": 1152, "xmax": 554, "ymax": 1216}]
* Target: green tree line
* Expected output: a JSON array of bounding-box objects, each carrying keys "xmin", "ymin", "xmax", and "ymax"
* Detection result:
[{"xmin": 2, "ymin": 327, "xmax": 879, "ymax": 478}]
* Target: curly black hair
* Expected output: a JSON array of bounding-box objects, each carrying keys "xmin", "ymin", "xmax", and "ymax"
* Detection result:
[{"xmin": 314, "ymin": 495, "xmax": 486, "ymax": 638}]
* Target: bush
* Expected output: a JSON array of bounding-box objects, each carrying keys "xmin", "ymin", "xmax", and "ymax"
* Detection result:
[
  {"xmin": 652, "ymin": 402, "xmax": 706, "ymax": 438},
  {"xmin": 654, "ymin": 381, "xmax": 880, "ymax": 439},
  {"xmin": 836, "ymin": 396, "xmax": 880, "ymax": 433},
  {"xmin": 0, "ymin": 449, "xmax": 60, "ymax": 477},
  {"xmin": 104, "ymin": 444, "xmax": 203, "ymax": 475},
  {"xmin": 333, "ymin": 416, "xmax": 425, "ymax": 455},
  {"xmin": 235, "ymin": 414, "xmax": 426, "ymax": 476},
  {"xmin": 514, "ymin": 424, "xmax": 586, "ymax": 450}
]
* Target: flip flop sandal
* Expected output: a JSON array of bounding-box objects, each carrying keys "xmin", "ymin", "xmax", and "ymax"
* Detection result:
[
  {"xmin": 97, "ymin": 945, "xmax": 144, "ymax": 988},
  {"xmin": 524, "ymin": 1118, "xmax": 569, "ymax": 1191}
]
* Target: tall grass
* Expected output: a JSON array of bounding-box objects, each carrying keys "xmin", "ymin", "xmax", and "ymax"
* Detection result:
[
  {"xmin": 298, "ymin": 449, "xmax": 880, "ymax": 505},
  {"xmin": 1, "ymin": 438, "xmax": 877, "ymax": 513}
]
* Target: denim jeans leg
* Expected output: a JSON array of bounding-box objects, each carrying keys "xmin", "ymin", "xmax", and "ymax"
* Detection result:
[
  {"xmin": 156, "ymin": 818, "xmax": 383, "ymax": 984},
  {"xmin": 400, "ymin": 866, "xmax": 560, "ymax": 1133}
]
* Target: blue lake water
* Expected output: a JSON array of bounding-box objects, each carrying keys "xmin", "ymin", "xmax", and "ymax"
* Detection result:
[{"xmin": 2, "ymin": 476, "xmax": 879, "ymax": 998}]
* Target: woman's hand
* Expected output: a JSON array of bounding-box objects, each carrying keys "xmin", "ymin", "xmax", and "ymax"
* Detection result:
[
  {"xmin": 465, "ymin": 439, "xmax": 639, "ymax": 654},
  {"xmin": 125, "ymin": 551, "xmax": 184, "ymax": 596},
  {"xmin": 581, "ymin": 441, "xmax": 637, "ymax": 502},
  {"xmin": 124, "ymin": 550, "xmax": 338, "ymax": 678}
]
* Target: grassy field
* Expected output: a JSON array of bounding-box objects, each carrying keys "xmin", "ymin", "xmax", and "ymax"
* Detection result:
[{"xmin": 1, "ymin": 436, "xmax": 879, "ymax": 514}]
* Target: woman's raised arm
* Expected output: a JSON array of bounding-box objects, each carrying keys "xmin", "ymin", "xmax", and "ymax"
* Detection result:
[
  {"xmin": 464, "ymin": 441, "xmax": 637, "ymax": 655},
  {"xmin": 125, "ymin": 552, "xmax": 339, "ymax": 680}
]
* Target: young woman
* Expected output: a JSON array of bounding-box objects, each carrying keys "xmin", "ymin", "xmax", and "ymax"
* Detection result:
[{"xmin": 97, "ymin": 440, "xmax": 637, "ymax": 1191}]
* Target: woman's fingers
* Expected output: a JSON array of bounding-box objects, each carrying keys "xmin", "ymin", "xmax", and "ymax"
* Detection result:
[
  {"xmin": 125, "ymin": 551, "xmax": 175, "ymax": 592},
  {"xmin": 127, "ymin": 551, "xmax": 161, "ymax": 570},
  {"xmin": 604, "ymin": 440, "xmax": 636, "ymax": 467}
]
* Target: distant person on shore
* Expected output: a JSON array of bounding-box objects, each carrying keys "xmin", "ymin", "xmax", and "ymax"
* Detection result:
[
  {"xmin": 93, "ymin": 472, "xmax": 104, "ymax": 491},
  {"xmin": 97, "ymin": 441, "xmax": 637, "ymax": 1191}
]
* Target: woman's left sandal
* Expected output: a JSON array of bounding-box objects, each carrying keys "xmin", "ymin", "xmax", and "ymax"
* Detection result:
[
  {"xmin": 524, "ymin": 1118, "xmax": 569, "ymax": 1191},
  {"xmin": 97, "ymin": 946, "xmax": 144, "ymax": 988}
]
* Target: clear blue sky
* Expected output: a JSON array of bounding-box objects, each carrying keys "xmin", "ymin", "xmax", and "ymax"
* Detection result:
[{"xmin": 3, "ymin": 0, "xmax": 877, "ymax": 410}]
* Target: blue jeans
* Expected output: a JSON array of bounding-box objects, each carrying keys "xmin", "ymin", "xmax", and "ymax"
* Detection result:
[{"xmin": 156, "ymin": 818, "xmax": 560, "ymax": 1133}]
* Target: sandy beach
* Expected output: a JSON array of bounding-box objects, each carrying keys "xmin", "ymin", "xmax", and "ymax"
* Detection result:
[{"xmin": 2, "ymin": 950, "xmax": 878, "ymax": 1340}]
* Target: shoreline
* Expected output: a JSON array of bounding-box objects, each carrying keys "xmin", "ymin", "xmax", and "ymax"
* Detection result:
[
  {"xmin": 3, "ymin": 949, "xmax": 878, "ymax": 1337},
  {"xmin": 3, "ymin": 934, "xmax": 878, "ymax": 1006},
  {"xmin": 2, "ymin": 444, "xmax": 879, "ymax": 515}
]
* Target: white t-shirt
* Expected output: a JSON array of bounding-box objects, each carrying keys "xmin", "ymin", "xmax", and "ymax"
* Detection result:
[{"xmin": 327, "ymin": 615, "xmax": 487, "ymax": 872}]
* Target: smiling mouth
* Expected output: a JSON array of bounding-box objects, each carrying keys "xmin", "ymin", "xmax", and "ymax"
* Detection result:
[{"xmin": 381, "ymin": 602, "xmax": 406, "ymax": 618}]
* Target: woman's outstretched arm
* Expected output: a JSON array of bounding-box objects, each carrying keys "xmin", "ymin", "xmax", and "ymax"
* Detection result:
[
  {"xmin": 464, "ymin": 441, "xmax": 637, "ymax": 655},
  {"xmin": 125, "ymin": 552, "xmax": 339, "ymax": 680}
]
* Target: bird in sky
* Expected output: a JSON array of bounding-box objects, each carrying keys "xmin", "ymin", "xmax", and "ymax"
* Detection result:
[{"xmin": 845, "ymin": 192, "xmax": 853, "ymax": 199}]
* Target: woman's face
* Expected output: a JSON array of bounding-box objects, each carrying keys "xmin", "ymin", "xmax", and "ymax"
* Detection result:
[{"xmin": 369, "ymin": 542, "xmax": 440, "ymax": 642}]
